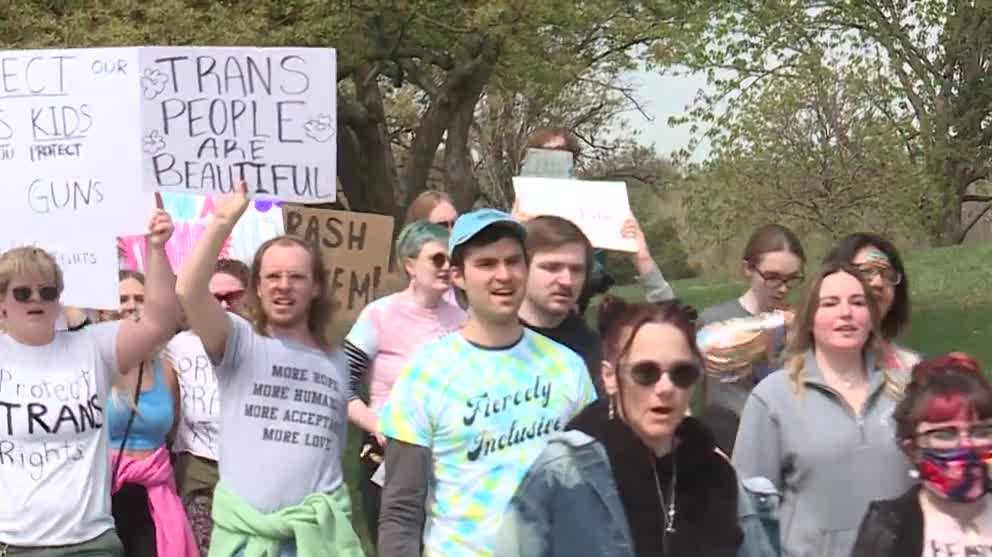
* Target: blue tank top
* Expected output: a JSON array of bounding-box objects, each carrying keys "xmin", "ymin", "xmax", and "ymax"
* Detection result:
[{"xmin": 107, "ymin": 359, "xmax": 174, "ymax": 451}]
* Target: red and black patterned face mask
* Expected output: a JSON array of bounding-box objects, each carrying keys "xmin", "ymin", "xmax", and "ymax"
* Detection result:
[{"xmin": 917, "ymin": 446, "xmax": 992, "ymax": 503}]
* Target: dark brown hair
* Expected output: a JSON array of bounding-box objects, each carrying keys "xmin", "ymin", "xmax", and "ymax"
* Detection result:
[
  {"xmin": 214, "ymin": 258, "xmax": 250, "ymax": 288},
  {"xmin": 824, "ymin": 233, "xmax": 909, "ymax": 339},
  {"xmin": 119, "ymin": 270, "xmax": 145, "ymax": 284},
  {"xmin": 525, "ymin": 216, "xmax": 593, "ymax": 275},
  {"xmin": 405, "ymin": 191, "xmax": 455, "ymax": 225},
  {"xmin": 894, "ymin": 353, "xmax": 992, "ymax": 442},
  {"xmin": 246, "ymin": 236, "xmax": 335, "ymax": 348},
  {"xmin": 598, "ymin": 296, "xmax": 701, "ymax": 365},
  {"xmin": 526, "ymin": 127, "xmax": 582, "ymax": 157},
  {"xmin": 743, "ymin": 224, "xmax": 805, "ymax": 266}
]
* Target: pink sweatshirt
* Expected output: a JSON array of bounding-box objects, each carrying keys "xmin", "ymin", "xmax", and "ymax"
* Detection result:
[{"xmin": 112, "ymin": 447, "xmax": 199, "ymax": 557}]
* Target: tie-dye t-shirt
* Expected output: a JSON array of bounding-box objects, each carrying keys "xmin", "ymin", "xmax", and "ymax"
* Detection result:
[{"xmin": 379, "ymin": 329, "xmax": 597, "ymax": 557}]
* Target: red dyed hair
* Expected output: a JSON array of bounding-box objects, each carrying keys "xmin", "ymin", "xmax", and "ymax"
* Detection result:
[{"xmin": 893, "ymin": 353, "xmax": 992, "ymax": 441}]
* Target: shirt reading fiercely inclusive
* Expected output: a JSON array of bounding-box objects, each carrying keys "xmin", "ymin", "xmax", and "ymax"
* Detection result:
[
  {"xmin": 0, "ymin": 322, "xmax": 120, "ymax": 546},
  {"xmin": 379, "ymin": 329, "xmax": 597, "ymax": 556},
  {"xmin": 215, "ymin": 314, "xmax": 350, "ymax": 513}
]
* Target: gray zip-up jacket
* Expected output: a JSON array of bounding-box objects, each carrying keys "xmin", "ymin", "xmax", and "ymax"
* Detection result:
[{"xmin": 731, "ymin": 351, "xmax": 913, "ymax": 557}]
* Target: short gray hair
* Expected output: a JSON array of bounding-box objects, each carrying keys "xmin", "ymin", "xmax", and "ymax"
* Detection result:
[{"xmin": 396, "ymin": 221, "xmax": 450, "ymax": 275}]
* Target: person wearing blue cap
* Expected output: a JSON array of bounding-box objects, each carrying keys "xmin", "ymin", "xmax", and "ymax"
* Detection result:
[{"xmin": 377, "ymin": 209, "xmax": 598, "ymax": 557}]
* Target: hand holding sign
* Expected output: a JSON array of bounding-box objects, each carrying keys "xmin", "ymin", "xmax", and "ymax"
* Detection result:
[{"xmin": 148, "ymin": 192, "xmax": 175, "ymax": 248}]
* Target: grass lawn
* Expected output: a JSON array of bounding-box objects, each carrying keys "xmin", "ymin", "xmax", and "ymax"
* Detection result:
[{"xmin": 342, "ymin": 242, "xmax": 992, "ymax": 554}]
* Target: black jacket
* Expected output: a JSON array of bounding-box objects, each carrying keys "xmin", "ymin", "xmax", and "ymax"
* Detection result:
[
  {"xmin": 568, "ymin": 401, "xmax": 743, "ymax": 556},
  {"xmin": 849, "ymin": 486, "xmax": 924, "ymax": 557}
]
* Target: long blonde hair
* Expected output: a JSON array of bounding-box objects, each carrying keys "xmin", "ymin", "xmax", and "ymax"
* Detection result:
[{"xmin": 786, "ymin": 262, "xmax": 903, "ymax": 399}]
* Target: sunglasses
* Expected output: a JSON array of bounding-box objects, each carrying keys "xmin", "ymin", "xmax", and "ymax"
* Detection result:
[
  {"xmin": 428, "ymin": 253, "xmax": 450, "ymax": 269},
  {"xmin": 623, "ymin": 361, "xmax": 701, "ymax": 389},
  {"xmin": 855, "ymin": 264, "xmax": 902, "ymax": 286},
  {"xmin": 10, "ymin": 285, "xmax": 59, "ymax": 303},
  {"xmin": 214, "ymin": 290, "xmax": 246, "ymax": 305},
  {"xmin": 434, "ymin": 220, "xmax": 455, "ymax": 230}
]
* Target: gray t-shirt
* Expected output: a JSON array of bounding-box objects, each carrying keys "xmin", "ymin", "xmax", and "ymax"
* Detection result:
[{"xmin": 216, "ymin": 314, "xmax": 350, "ymax": 513}]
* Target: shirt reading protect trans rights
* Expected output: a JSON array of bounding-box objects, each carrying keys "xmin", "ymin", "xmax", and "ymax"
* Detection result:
[{"xmin": 215, "ymin": 314, "xmax": 350, "ymax": 513}]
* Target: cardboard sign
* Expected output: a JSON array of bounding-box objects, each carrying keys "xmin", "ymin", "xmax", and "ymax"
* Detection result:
[
  {"xmin": 282, "ymin": 206, "xmax": 394, "ymax": 326},
  {"xmin": 513, "ymin": 177, "xmax": 637, "ymax": 252},
  {"xmin": 139, "ymin": 47, "xmax": 337, "ymax": 203},
  {"xmin": 0, "ymin": 48, "xmax": 154, "ymax": 242},
  {"xmin": 118, "ymin": 192, "xmax": 285, "ymax": 272}
]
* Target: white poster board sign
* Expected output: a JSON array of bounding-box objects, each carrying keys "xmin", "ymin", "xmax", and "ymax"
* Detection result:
[
  {"xmin": 0, "ymin": 236, "xmax": 120, "ymax": 309},
  {"xmin": 513, "ymin": 177, "xmax": 637, "ymax": 252},
  {"xmin": 0, "ymin": 48, "xmax": 154, "ymax": 242},
  {"xmin": 139, "ymin": 47, "xmax": 337, "ymax": 203}
]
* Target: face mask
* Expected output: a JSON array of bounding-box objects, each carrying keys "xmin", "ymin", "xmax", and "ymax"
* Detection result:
[{"xmin": 917, "ymin": 446, "xmax": 992, "ymax": 503}]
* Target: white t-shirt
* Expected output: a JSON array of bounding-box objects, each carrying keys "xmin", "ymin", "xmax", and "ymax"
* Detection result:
[
  {"xmin": 922, "ymin": 493, "xmax": 992, "ymax": 556},
  {"xmin": 215, "ymin": 315, "xmax": 350, "ymax": 514},
  {"xmin": 164, "ymin": 331, "xmax": 220, "ymax": 460},
  {"xmin": 0, "ymin": 322, "xmax": 120, "ymax": 546}
]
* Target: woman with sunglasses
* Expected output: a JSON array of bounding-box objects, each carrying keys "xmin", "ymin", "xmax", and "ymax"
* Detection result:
[
  {"xmin": 697, "ymin": 224, "xmax": 805, "ymax": 455},
  {"xmin": 343, "ymin": 220, "xmax": 466, "ymax": 546},
  {"xmin": 733, "ymin": 262, "xmax": 913, "ymax": 557},
  {"xmin": 824, "ymin": 233, "xmax": 918, "ymax": 372},
  {"xmin": 496, "ymin": 296, "xmax": 742, "ymax": 557},
  {"xmin": 852, "ymin": 353, "xmax": 992, "ymax": 557},
  {"xmin": 0, "ymin": 198, "xmax": 180, "ymax": 556},
  {"xmin": 100, "ymin": 270, "xmax": 196, "ymax": 557}
]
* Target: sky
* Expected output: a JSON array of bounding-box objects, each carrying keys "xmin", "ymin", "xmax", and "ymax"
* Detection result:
[{"xmin": 624, "ymin": 68, "xmax": 712, "ymax": 162}]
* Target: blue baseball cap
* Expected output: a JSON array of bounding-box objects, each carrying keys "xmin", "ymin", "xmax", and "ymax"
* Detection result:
[{"xmin": 448, "ymin": 209, "xmax": 526, "ymax": 253}]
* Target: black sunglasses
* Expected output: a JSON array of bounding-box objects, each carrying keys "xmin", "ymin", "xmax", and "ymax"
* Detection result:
[
  {"xmin": 434, "ymin": 220, "xmax": 455, "ymax": 230},
  {"xmin": 624, "ymin": 361, "xmax": 701, "ymax": 389},
  {"xmin": 11, "ymin": 285, "xmax": 60, "ymax": 303},
  {"xmin": 214, "ymin": 290, "xmax": 245, "ymax": 304},
  {"xmin": 427, "ymin": 253, "xmax": 450, "ymax": 269}
]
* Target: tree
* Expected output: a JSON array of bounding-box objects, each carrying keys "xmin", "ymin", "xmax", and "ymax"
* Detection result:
[
  {"xmin": 683, "ymin": 63, "xmax": 924, "ymax": 243},
  {"xmin": 657, "ymin": 0, "xmax": 992, "ymax": 245},
  {"xmin": 2, "ymin": 1, "xmax": 691, "ymax": 222}
]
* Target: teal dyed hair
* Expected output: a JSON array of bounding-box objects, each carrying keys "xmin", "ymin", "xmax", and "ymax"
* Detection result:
[{"xmin": 396, "ymin": 220, "xmax": 450, "ymax": 270}]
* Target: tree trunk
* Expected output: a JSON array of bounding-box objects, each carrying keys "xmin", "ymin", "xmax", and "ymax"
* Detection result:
[{"xmin": 444, "ymin": 63, "xmax": 495, "ymax": 212}]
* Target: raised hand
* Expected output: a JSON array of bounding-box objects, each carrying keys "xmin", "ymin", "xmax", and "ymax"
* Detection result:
[
  {"xmin": 148, "ymin": 192, "xmax": 175, "ymax": 248},
  {"xmin": 214, "ymin": 180, "xmax": 251, "ymax": 225}
]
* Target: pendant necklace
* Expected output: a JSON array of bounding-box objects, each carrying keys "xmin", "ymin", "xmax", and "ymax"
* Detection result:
[{"xmin": 649, "ymin": 447, "xmax": 678, "ymax": 545}]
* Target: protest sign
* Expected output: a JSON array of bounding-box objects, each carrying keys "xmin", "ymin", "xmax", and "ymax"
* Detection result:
[
  {"xmin": 0, "ymin": 236, "xmax": 120, "ymax": 309},
  {"xmin": 513, "ymin": 177, "xmax": 637, "ymax": 252},
  {"xmin": 0, "ymin": 48, "xmax": 154, "ymax": 242},
  {"xmin": 139, "ymin": 47, "xmax": 337, "ymax": 203},
  {"xmin": 118, "ymin": 192, "xmax": 285, "ymax": 272},
  {"xmin": 520, "ymin": 148, "xmax": 574, "ymax": 178},
  {"xmin": 282, "ymin": 206, "xmax": 394, "ymax": 327}
]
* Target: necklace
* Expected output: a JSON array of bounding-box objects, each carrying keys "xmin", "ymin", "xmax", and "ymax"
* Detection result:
[{"xmin": 649, "ymin": 448, "xmax": 678, "ymax": 540}]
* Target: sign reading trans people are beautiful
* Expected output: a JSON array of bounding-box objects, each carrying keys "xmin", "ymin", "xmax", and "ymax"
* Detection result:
[{"xmin": 139, "ymin": 47, "xmax": 337, "ymax": 203}]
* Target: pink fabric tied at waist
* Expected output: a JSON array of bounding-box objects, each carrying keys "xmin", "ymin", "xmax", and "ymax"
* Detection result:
[{"xmin": 112, "ymin": 446, "xmax": 199, "ymax": 557}]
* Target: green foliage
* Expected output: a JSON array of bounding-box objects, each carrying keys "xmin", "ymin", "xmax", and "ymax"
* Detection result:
[
  {"xmin": 683, "ymin": 63, "xmax": 926, "ymax": 246},
  {"xmin": 656, "ymin": 0, "xmax": 992, "ymax": 245}
]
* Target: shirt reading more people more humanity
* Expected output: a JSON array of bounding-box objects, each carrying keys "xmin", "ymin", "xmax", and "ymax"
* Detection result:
[
  {"xmin": 0, "ymin": 322, "xmax": 120, "ymax": 546},
  {"xmin": 379, "ymin": 329, "xmax": 597, "ymax": 556},
  {"xmin": 165, "ymin": 330, "xmax": 220, "ymax": 461},
  {"xmin": 215, "ymin": 314, "xmax": 350, "ymax": 513}
]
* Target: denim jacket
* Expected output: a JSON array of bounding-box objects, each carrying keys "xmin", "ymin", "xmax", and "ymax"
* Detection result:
[{"xmin": 495, "ymin": 429, "xmax": 775, "ymax": 557}]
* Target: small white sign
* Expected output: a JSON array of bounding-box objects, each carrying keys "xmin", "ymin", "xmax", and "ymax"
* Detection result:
[
  {"xmin": 0, "ymin": 235, "xmax": 120, "ymax": 309},
  {"xmin": 513, "ymin": 177, "xmax": 637, "ymax": 252}
]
